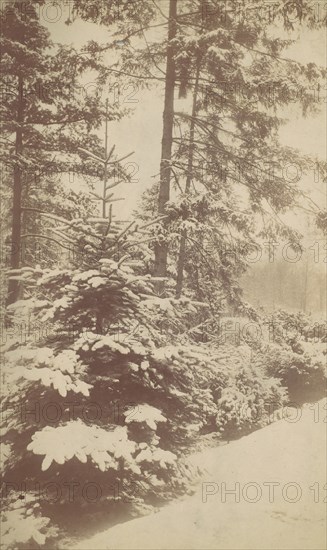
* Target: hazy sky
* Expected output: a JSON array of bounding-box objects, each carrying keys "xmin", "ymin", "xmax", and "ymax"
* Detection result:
[{"xmin": 45, "ymin": 8, "xmax": 326, "ymax": 219}]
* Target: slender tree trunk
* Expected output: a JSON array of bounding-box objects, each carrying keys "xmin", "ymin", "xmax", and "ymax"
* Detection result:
[
  {"xmin": 175, "ymin": 62, "xmax": 200, "ymax": 298},
  {"xmin": 302, "ymin": 256, "xmax": 309, "ymax": 313},
  {"xmin": 7, "ymin": 74, "xmax": 24, "ymax": 305},
  {"xmin": 154, "ymin": 0, "xmax": 177, "ymax": 282}
]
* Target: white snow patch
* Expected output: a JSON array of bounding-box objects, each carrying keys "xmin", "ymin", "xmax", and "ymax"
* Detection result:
[{"xmin": 70, "ymin": 399, "xmax": 327, "ymax": 550}]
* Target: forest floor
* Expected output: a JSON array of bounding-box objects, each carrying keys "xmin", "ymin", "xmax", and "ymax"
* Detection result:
[{"xmin": 71, "ymin": 398, "xmax": 327, "ymax": 550}]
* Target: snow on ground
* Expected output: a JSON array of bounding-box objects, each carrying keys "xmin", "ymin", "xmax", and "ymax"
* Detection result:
[{"xmin": 72, "ymin": 399, "xmax": 327, "ymax": 550}]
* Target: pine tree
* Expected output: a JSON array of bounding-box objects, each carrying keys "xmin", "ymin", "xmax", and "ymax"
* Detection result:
[
  {"xmin": 165, "ymin": 0, "xmax": 326, "ymax": 304},
  {"xmin": 0, "ymin": 1, "xmax": 122, "ymax": 303},
  {"xmin": 154, "ymin": 0, "xmax": 178, "ymax": 284},
  {"xmin": 72, "ymin": 0, "xmax": 326, "ymax": 306},
  {"xmin": 1, "ymin": 144, "xmax": 233, "ymax": 545}
]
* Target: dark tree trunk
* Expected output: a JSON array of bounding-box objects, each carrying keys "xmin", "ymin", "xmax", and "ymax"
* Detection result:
[
  {"xmin": 175, "ymin": 62, "xmax": 200, "ymax": 298},
  {"xmin": 7, "ymin": 74, "xmax": 24, "ymax": 305},
  {"xmin": 154, "ymin": 0, "xmax": 177, "ymax": 282},
  {"xmin": 302, "ymin": 257, "xmax": 309, "ymax": 313}
]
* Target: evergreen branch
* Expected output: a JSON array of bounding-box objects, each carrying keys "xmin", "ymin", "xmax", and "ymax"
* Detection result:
[
  {"xmin": 106, "ymin": 145, "xmax": 116, "ymax": 163},
  {"xmin": 86, "ymin": 20, "xmax": 169, "ymax": 51},
  {"xmin": 104, "ymin": 66, "xmax": 164, "ymax": 81},
  {"xmin": 123, "ymin": 237, "xmax": 157, "ymax": 250},
  {"xmin": 105, "ymin": 180, "xmax": 125, "ymax": 191},
  {"xmin": 51, "ymin": 229, "xmax": 76, "ymax": 244},
  {"xmin": 138, "ymin": 7, "xmax": 166, "ymax": 77},
  {"xmin": 58, "ymin": 221, "xmax": 104, "ymax": 242},
  {"xmin": 21, "ymin": 234, "xmax": 74, "ymax": 252},
  {"xmin": 26, "ymin": 116, "xmax": 87, "ymax": 126},
  {"xmin": 105, "ymin": 197, "xmax": 125, "ymax": 203},
  {"xmin": 107, "ymin": 151, "xmax": 135, "ymax": 165},
  {"xmin": 21, "ymin": 208, "xmax": 72, "ymax": 225},
  {"xmin": 78, "ymin": 147, "xmax": 105, "ymax": 164},
  {"xmin": 90, "ymin": 191, "xmax": 104, "ymax": 200},
  {"xmin": 116, "ymin": 221, "xmax": 136, "ymax": 241},
  {"xmin": 170, "ymin": 167, "xmax": 184, "ymax": 194},
  {"xmin": 137, "ymin": 215, "xmax": 168, "ymax": 231}
]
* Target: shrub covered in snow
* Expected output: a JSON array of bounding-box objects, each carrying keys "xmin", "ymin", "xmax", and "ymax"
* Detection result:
[
  {"xmin": 263, "ymin": 343, "xmax": 326, "ymax": 402},
  {"xmin": 3, "ymin": 212, "xmax": 318, "ymax": 546},
  {"xmin": 215, "ymin": 361, "xmax": 288, "ymax": 439},
  {"xmin": 0, "ymin": 493, "xmax": 57, "ymax": 550},
  {"xmin": 256, "ymin": 310, "xmax": 327, "ymax": 402},
  {"xmin": 1, "ymin": 216, "xmax": 233, "ymax": 538},
  {"xmin": 264, "ymin": 310, "xmax": 327, "ymax": 348}
]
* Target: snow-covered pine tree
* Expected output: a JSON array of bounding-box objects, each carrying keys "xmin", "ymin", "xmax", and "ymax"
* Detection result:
[
  {"xmin": 0, "ymin": 0, "xmax": 124, "ymax": 303},
  {"xmin": 167, "ymin": 0, "xmax": 326, "ymax": 302},
  {"xmin": 1, "ymin": 138, "xmax": 239, "ymax": 547},
  {"xmin": 163, "ymin": 0, "xmax": 326, "ymax": 307},
  {"xmin": 1, "ymin": 176, "xmax": 289, "ymax": 549},
  {"xmin": 72, "ymin": 0, "xmax": 327, "ymax": 306}
]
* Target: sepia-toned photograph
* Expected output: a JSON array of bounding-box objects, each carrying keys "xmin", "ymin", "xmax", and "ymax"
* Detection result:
[{"xmin": 0, "ymin": 1, "xmax": 326, "ymax": 549}]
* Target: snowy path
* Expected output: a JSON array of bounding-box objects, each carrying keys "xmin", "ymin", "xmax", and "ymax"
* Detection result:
[{"xmin": 72, "ymin": 399, "xmax": 327, "ymax": 550}]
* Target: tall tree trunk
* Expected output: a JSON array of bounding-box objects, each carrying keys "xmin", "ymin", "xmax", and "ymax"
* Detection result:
[
  {"xmin": 154, "ymin": 0, "xmax": 177, "ymax": 282},
  {"xmin": 7, "ymin": 74, "xmax": 24, "ymax": 305},
  {"xmin": 302, "ymin": 255, "xmax": 309, "ymax": 313},
  {"xmin": 175, "ymin": 61, "xmax": 200, "ymax": 298}
]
